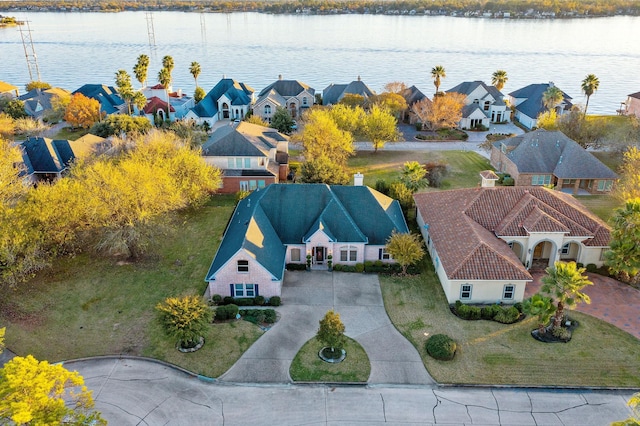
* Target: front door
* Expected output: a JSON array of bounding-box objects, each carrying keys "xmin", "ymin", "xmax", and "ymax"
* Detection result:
[
  {"xmin": 314, "ymin": 247, "xmax": 325, "ymax": 264},
  {"xmin": 533, "ymin": 244, "xmax": 543, "ymax": 258}
]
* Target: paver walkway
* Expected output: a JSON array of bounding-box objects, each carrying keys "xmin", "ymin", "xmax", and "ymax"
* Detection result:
[
  {"xmin": 525, "ymin": 272, "xmax": 640, "ymax": 339},
  {"xmin": 219, "ymin": 271, "xmax": 433, "ymax": 385}
]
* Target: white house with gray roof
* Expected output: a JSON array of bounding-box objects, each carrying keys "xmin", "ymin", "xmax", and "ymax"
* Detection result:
[
  {"xmin": 490, "ymin": 129, "xmax": 617, "ymax": 195},
  {"xmin": 205, "ymin": 183, "xmax": 408, "ymax": 299},
  {"xmin": 446, "ymin": 81, "xmax": 510, "ymax": 129},
  {"xmin": 508, "ymin": 82, "xmax": 572, "ymax": 129},
  {"xmin": 253, "ymin": 76, "xmax": 315, "ymax": 123}
]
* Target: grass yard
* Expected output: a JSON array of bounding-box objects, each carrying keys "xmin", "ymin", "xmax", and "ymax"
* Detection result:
[
  {"xmin": 53, "ymin": 126, "xmax": 90, "ymax": 140},
  {"xmin": 348, "ymin": 150, "xmax": 492, "ymax": 189},
  {"xmin": 592, "ymin": 151, "xmax": 624, "ymax": 172},
  {"xmin": 575, "ymin": 194, "xmax": 623, "ymax": 222},
  {"xmin": 289, "ymin": 336, "xmax": 370, "ymax": 382},
  {"xmin": 0, "ymin": 195, "xmax": 264, "ymax": 377},
  {"xmin": 380, "ymin": 260, "xmax": 640, "ymax": 387}
]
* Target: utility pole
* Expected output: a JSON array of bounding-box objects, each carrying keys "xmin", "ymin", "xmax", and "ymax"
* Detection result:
[
  {"xmin": 145, "ymin": 11, "xmax": 156, "ymax": 51},
  {"xmin": 200, "ymin": 12, "xmax": 206, "ymax": 40},
  {"xmin": 18, "ymin": 21, "xmax": 41, "ymax": 82}
]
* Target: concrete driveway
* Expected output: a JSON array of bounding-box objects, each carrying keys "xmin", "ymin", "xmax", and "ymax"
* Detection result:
[{"xmin": 219, "ymin": 271, "xmax": 433, "ymax": 385}]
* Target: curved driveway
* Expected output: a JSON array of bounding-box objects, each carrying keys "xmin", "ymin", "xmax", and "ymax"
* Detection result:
[{"xmin": 219, "ymin": 271, "xmax": 433, "ymax": 385}]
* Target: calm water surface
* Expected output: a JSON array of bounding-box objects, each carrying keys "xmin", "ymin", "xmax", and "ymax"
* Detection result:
[{"xmin": 1, "ymin": 12, "xmax": 639, "ymax": 114}]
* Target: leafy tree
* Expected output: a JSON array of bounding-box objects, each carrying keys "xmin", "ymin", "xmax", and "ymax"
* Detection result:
[
  {"xmin": 168, "ymin": 120, "xmax": 208, "ymax": 148},
  {"xmin": 614, "ymin": 147, "xmax": 640, "ymax": 202},
  {"xmin": 581, "ymin": 74, "xmax": 599, "ymax": 117},
  {"xmin": 0, "ymin": 327, "xmax": 4, "ymax": 354},
  {"xmin": 522, "ymin": 294, "xmax": 556, "ymax": 335},
  {"xmin": 388, "ymin": 181, "xmax": 414, "ymax": 213},
  {"xmin": 189, "ymin": 61, "xmax": 201, "ymax": 87},
  {"xmin": 156, "ymin": 295, "xmax": 213, "ymax": 349},
  {"xmin": 194, "ymin": 86, "xmax": 205, "ymax": 103},
  {"xmin": 605, "ymin": 199, "xmax": 640, "ymax": 284},
  {"xmin": 25, "ymin": 81, "xmax": 51, "ymax": 91},
  {"xmin": 296, "ymin": 108, "xmax": 354, "ymax": 166},
  {"xmin": 115, "ymin": 69, "xmax": 135, "ymax": 114},
  {"xmin": 491, "ymin": 70, "xmax": 508, "ymax": 92},
  {"xmin": 0, "ymin": 138, "xmax": 27, "ymax": 206},
  {"xmin": 64, "ymin": 93, "xmax": 101, "ymax": 129},
  {"xmin": 0, "ymin": 113, "xmax": 14, "ymax": 138},
  {"xmin": 3, "ymin": 99, "xmax": 27, "ymax": 120},
  {"xmin": 89, "ymin": 114, "xmax": 151, "ymax": 137},
  {"xmin": 410, "ymin": 97, "xmax": 433, "ymax": 130},
  {"xmin": 385, "ymin": 231, "xmax": 425, "ymax": 275},
  {"xmin": 422, "ymin": 92, "xmax": 466, "ymax": 131},
  {"xmin": 361, "ymin": 104, "xmax": 398, "ymax": 153},
  {"xmin": 431, "ymin": 65, "xmax": 446, "ymax": 95},
  {"xmin": 133, "ymin": 53, "xmax": 150, "ymax": 88},
  {"xmin": 542, "ymin": 86, "xmax": 564, "ymax": 111},
  {"xmin": 370, "ymin": 92, "xmax": 408, "ymax": 118},
  {"xmin": 300, "ymin": 156, "xmax": 349, "ymax": 185},
  {"xmin": 339, "ymin": 93, "xmax": 365, "ymax": 108},
  {"xmin": 43, "ymin": 93, "xmax": 70, "ymax": 123},
  {"xmin": 611, "ymin": 392, "xmax": 640, "ymax": 426},
  {"xmin": 400, "ymin": 161, "xmax": 428, "ymax": 192},
  {"xmin": 245, "ymin": 115, "xmax": 269, "ymax": 127},
  {"xmin": 383, "ymin": 81, "xmax": 407, "ymax": 94},
  {"xmin": 0, "ymin": 355, "xmax": 105, "ymax": 425},
  {"xmin": 317, "ymin": 309, "xmax": 346, "ymax": 356},
  {"xmin": 13, "ymin": 117, "xmax": 48, "ymax": 137},
  {"xmin": 270, "ymin": 106, "xmax": 294, "ymax": 134},
  {"xmin": 540, "ymin": 261, "xmax": 593, "ymax": 330},
  {"xmin": 328, "ymin": 103, "xmax": 365, "ymax": 134},
  {"xmin": 536, "ymin": 109, "xmax": 558, "ymax": 130}
]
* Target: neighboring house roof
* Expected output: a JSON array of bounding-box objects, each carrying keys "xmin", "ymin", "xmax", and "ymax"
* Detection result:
[
  {"xmin": 414, "ymin": 186, "xmax": 611, "ymax": 281},
  {"xmin": 206, "ymin": 184, "xmax": 409, "ymax": 281},
  {"xmin": 628, "ymin": 91, "xmax": 640, "ymax": 100},
  {"xmin": 480, "ymin": 170, "xmax": 499, "ymax": 180},
  {"xmin": 258, "ymin": 79, "xmax": 315, "ymax": 98},
  {"xmin": 323, "ymin": 77, "xmax": 375, "ymax": 105},
  {"xmin": 508, "ymin": 83, "xmax": 572, "ymax": 119},
  {"xmin": 402, "ymin": 85, "xmax": 428, "ymax": 106},
  {"xmin": 143, "ymin": 96, "xmax": 175, "ymax": 114},
  {"xmin": 0, "ymin": 81, "xmax": 19, "ymax": 95},
  {"xmin": 18, "ymin": 88, "xmax": 71, "ymax": 118},
  {"xmin": 447, "ymin": 80, "xmax": 507, "ymax": 119},
  {"xmin": 190, "ymin": 78, "xmax": 254, "ymax": 119},
  {"xmin": 202, "ymin": 122, "xmax": 287, "ymax": 158},
  {"xmin": 493, "ymin": 129, "xmax": 618, "ymax": 180},
  {"xmin": 72, "ymin": 84, "xmax": 124, "ymax": 114}
]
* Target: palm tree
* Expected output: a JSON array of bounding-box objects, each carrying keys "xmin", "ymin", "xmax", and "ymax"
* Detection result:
[
  {"xmin": 157, "ymin": 67, "xmax": 172, "ymax": 121},
  {"xmin": 133, "ymin": 54, "xmax": 149, "ymax": 88},
  {"xmin": 189, "ymin": 61, "xmax": 201, "ymax": 88},
  {"xmin": 541, "ymin": 261, "xmax": 593, "ymax": 330},
  {"xmin": 522, "ymin": 294, "xmax": 556, "ymax": 335},
  {"xmin": 542, "ymin": 86, "xmax": 564, "ymax": 112},
  {"xmin": 491, "ymin": 70, "xmax": 508, "ymax": 92},
  {"xmin": 162, "ymin": 55, "xmax": 174, "ymax": 75},
  {"xmin": 431, "ymin": 65, "xmax": 446, "ymax": 95},
  {"xmin": 115, "ymin": 69, "xmax": 134, "ymax": 114},
  {"xmin": 581, "ymin": 74, "xmax": 599, "ymax": 117}
]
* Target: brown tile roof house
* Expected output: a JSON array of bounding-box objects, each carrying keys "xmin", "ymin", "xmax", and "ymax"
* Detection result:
[
  {"xmin": 414, "ymin": 186, "xmax": 610, "ymax": 304},
  {"xmin": 490, "ymin": 129, "xmax": 618, "ymax": 195}
]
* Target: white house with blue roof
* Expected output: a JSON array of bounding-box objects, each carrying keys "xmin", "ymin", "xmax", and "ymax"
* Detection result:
[
  {"xmin": 204, "ymin": 183, "xmax": 409, "ymax": 299},
  {"xmin": 508, "ymin": 82, "xmax": 572, "ymax": 130},
  {"xmin": 185, "ymin": 78, "xmax": 254, "ymax": 127}
]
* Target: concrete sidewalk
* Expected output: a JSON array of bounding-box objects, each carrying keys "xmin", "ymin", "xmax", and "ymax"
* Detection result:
[
  {"xmin": 219, "ymin": 271, "xmax": 432, "ymax": 385},
  {"xmin": 67, "ymin": 357, "xmax": 636, "ymax": 425}
]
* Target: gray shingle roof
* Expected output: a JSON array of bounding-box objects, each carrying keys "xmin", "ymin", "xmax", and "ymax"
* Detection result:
[
  {"xmin": 402, "ymin": 85, "xmax": 428, "ymax": 105},
  {"xmin": 493, "ymin": 129, "xmax": 618, "ymax": 179},
  {"xmin": 322, "ymin": 79, "xmax": 375, "ymax": 105},
  {"xmin": 508, "ymin": 83, "xmax": 572, "ymax": 119},
  {"xmin": 446, "ymin": 80, "xmax": 504, "ymax": 100},
  {"xmin": 258, "ymin": 79, "xmax": 314, "ymax": 98},
  {"xmin": 202, "ymin": 122, "xmax": 287, "ymax": 157},
  {"xmin": 205, "ymin": 184, "xmax": 408, "ymax": 281}
]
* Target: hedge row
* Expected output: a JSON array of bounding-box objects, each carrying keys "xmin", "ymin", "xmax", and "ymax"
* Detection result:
[
  {"xmin": 453, "ymin": 301, "xmax": 523, "ymax": 324},
  {"xmin": 239, "ymin": 308, "xmax": 277, "ymax": 325},
  {"xmin": 210, "ymin": 295, "xmax": 281, "ymax": 307}
]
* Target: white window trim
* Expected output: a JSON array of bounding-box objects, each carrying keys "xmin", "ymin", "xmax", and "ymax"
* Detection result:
[
  {"xmin": 460, "ymin": 284, "xmax": 472, "ymax": 300},
  {"xmin": 233, "ymin": 283, "xmax": 256, "ymax": 298},
  {"xmin": 561, "ymin": 243, "xmax": 570, "ymax": 255},
  {"xmin": 291, "ymin": 248, "xmax": 301, "ymax": 262},
  {"xmin": 502, "ymin": 284, "xmax": 515, "ymax": 300},
  {"xmin": 339, "ymin": 245, "xmax": 358, "ymax": 262}
]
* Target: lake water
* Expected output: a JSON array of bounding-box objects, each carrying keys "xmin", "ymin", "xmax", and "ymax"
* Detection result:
[{"xmin": 1, "ymin": 11, "xmax": 639, "ymax": 114}]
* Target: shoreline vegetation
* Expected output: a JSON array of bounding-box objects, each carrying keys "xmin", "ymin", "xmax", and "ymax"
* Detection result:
[{"xmin": 1, "ymin": 0, "xmax": 640, "ymax": 18}]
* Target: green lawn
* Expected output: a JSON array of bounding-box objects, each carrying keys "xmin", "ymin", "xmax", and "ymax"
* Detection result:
[
  {"xmin": 290, "ymin": 336, "xmax": 370, "ymax": 382},
  {"xmin": 592, "ymin": 151, "xmax": 623, "ymax": 172},
  {"xmin": 53, "ymin": 126, "xmax": 90, "ymax": 140},
  {"xmin": 347, "ymin": 150, "xmax": 492, "ymax": 189},
  {"xmin": 575, "ymin": 194, "xmax": 623, "ymax": 222},
  {"xmin": 380, "ymin": 260, "xmax": 640, "ymax": 387},
  {"xmin": 0, "ymin": 195, "xmax": 263, "ymax": 377}
]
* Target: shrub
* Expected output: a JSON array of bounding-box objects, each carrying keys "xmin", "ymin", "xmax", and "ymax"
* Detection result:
[
  {"xmin": 513, "ymin": 302, "xmax": 523, "ymax": 313},
  {"xmin": 215, "ymin": 304, "xmax": 239, "ymax": 321},
  {"xmin": 375, "ymin": 179, "xmax": 390, "ymax": 195},
  {"xmin": 268, "ymin": 296, "xmax": 281, "ymax": 307},
  {"xmin": 576, "ymin": 262, "xmax": 584, "ymax": 268},
  {"xmin": 211, "ymin": 294, "xmax": 222, "ymax": 305},
  {"xmin": 468, "ymin": 306, "xmax": 482, "ymax": 320},
  {"xmin": 355, "ymin": 263, "xmax": 365, "ymax": 273},
  {"xmin": 333, "ymin": 264, "xmax": 343, "ymax": 271},
  {"xmin": 286, "ymin": 263, "xmax": 307, "ymax": 271},
  {"xmin": 456, "ymin": 304, "xmax": 470, "ymax": 319},
  {"xmin": 425, "ymin": 334, "xmax": 457, "ymax": 361},
  {"xmin": 502, "ymin": 177, "xmax": 515, "ymax": 186},
  {"xmin": 551, "ymin": 326, "xmax": 571, "ymax": 340},
  {"xmin": 586, "ymin": 263, "xmax": 597, "ymax": 273},
  {"xmin": 424, "ymin": 161, "xmax": 449, "ymax": 188},
  {"xmin": 454, "ymin": 300, "xmax": 462, "ymax": 309},
  {"xmin": 481, "ymin": 305, "xmax": 501, "ymax": 320},
  {"xmin": 264, "ymin": 309, "xmax": 277, "ymax": 324},
  {"xmin": 494, "ymin": 306, "xmax": 521, "ymax": 324},
  {"xmin": 222, "ymin": 296, "xmax": 234, "ymax": 305},
  {"xmin": 254, "ymin": 295, "xmax": 265, "ymax": 306}
]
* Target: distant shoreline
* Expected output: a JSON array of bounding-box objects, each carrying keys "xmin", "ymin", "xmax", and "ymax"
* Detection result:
[{"xmin": 1, "ymin": 0, "xmax": 640, "ymax": 19}]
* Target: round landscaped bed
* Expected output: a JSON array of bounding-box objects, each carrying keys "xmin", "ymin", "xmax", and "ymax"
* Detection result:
[
  {"xmin": 290, "ymin": 336, "xmax": 370, "ymax": 382},
  {"xmin": 531, "ymin": 319, "xmax": 579, "ymax": 343}
]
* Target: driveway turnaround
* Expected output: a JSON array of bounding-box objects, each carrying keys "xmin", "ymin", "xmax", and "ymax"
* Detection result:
[
  {"xmin": 219, "ymin": 271, "xmax": 433, "ymax": 385},
  {"xmin": 68, "ymin": 357, "xmax": 636, "ymax": 425}
]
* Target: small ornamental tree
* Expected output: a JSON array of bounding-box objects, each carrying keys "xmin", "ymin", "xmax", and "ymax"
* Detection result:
[
  {"xmin": 0, "ymin": 355, "xmax": 105, "ymax": 425},
  {"xmin": 605, "ymin": 199, "xmax": 640, "ymax": 284},
  {"xmin": 385, "ymin": 231, "xmax": 425, "ymax": 276},
  {"xmin": 400, "ymin": 161, "xmax": 428, "ymax": 193},
  {"xmin": 541, "ymin": 261, "xmax": 593, "ymax": 330},
  {"xmin": 317, "ymin": 309, "xmax": 346, "ymax": 358},
  {"xmin": 522, "ymin": 294, "xmax": 556, "ymax": 335},
  {"xmin": 156, "ymin": 295, "xmax": 213, "ymax": 349},
  {"xmin": 270, "ymin": 106, "xmax": 295, "ymax": 134}
]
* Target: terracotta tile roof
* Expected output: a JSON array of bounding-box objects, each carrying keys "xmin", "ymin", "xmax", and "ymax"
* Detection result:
[
  {"xmin": 143, "ymin": 96, "xmax": 175, "ymax": 114},
  {"xmin": 414, "ymin": 187, "xmax": 611, "ymax": 281}
]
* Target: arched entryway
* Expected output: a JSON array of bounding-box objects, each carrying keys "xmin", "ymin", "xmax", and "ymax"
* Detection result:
[
  {"xmin": 508, "ymin": 241, "xmax": 524, "ymax": 263},
  {"xmin": 222, "ymin": 102, "xmax": 230, "ymax": 119},
  {"xmin": 559, "ymin": 242, "xmax": 580, "ymax": 262},
  {"xmin": 289, "ymin": 103, "xmax": 297, "ymax": 118},
  {"xmin": 531, "ymin": 241, "xmax": 556, "ymax": 271}
]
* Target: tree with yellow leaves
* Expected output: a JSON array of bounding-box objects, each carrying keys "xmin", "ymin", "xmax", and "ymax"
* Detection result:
[
  {"xmin": 317, "ymin": 310, "xmax": 346, "ymax": 359},
  {"xmin": 421, "ymin": 92, "xmax": 466, "ymax": 131},
  {"xmin": 0, "ymin": 355, "xmax": 105, "ymax": 425},
  {"xmin": 64, "ymin": 93, "xmax": 101, "ymax": 129},
  {"xmin": 614, "ymin": 146, "xmax": 640, "ymax": 202},
  {"xmin": 156, "ymin": 295, "xmax": 212, "ymax": 350},
  {"xmin": 360, "ymin": 104, "xmax": 399, "ymax": 153},
  {"xmin": 385, "ymin": 230, "xmax": 425, "ymax": 275}
]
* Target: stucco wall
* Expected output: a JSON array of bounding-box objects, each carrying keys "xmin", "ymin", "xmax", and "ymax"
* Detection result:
[{"xmin": 449, "ymin": 279, "xmax": 529, "ymax": 304}]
